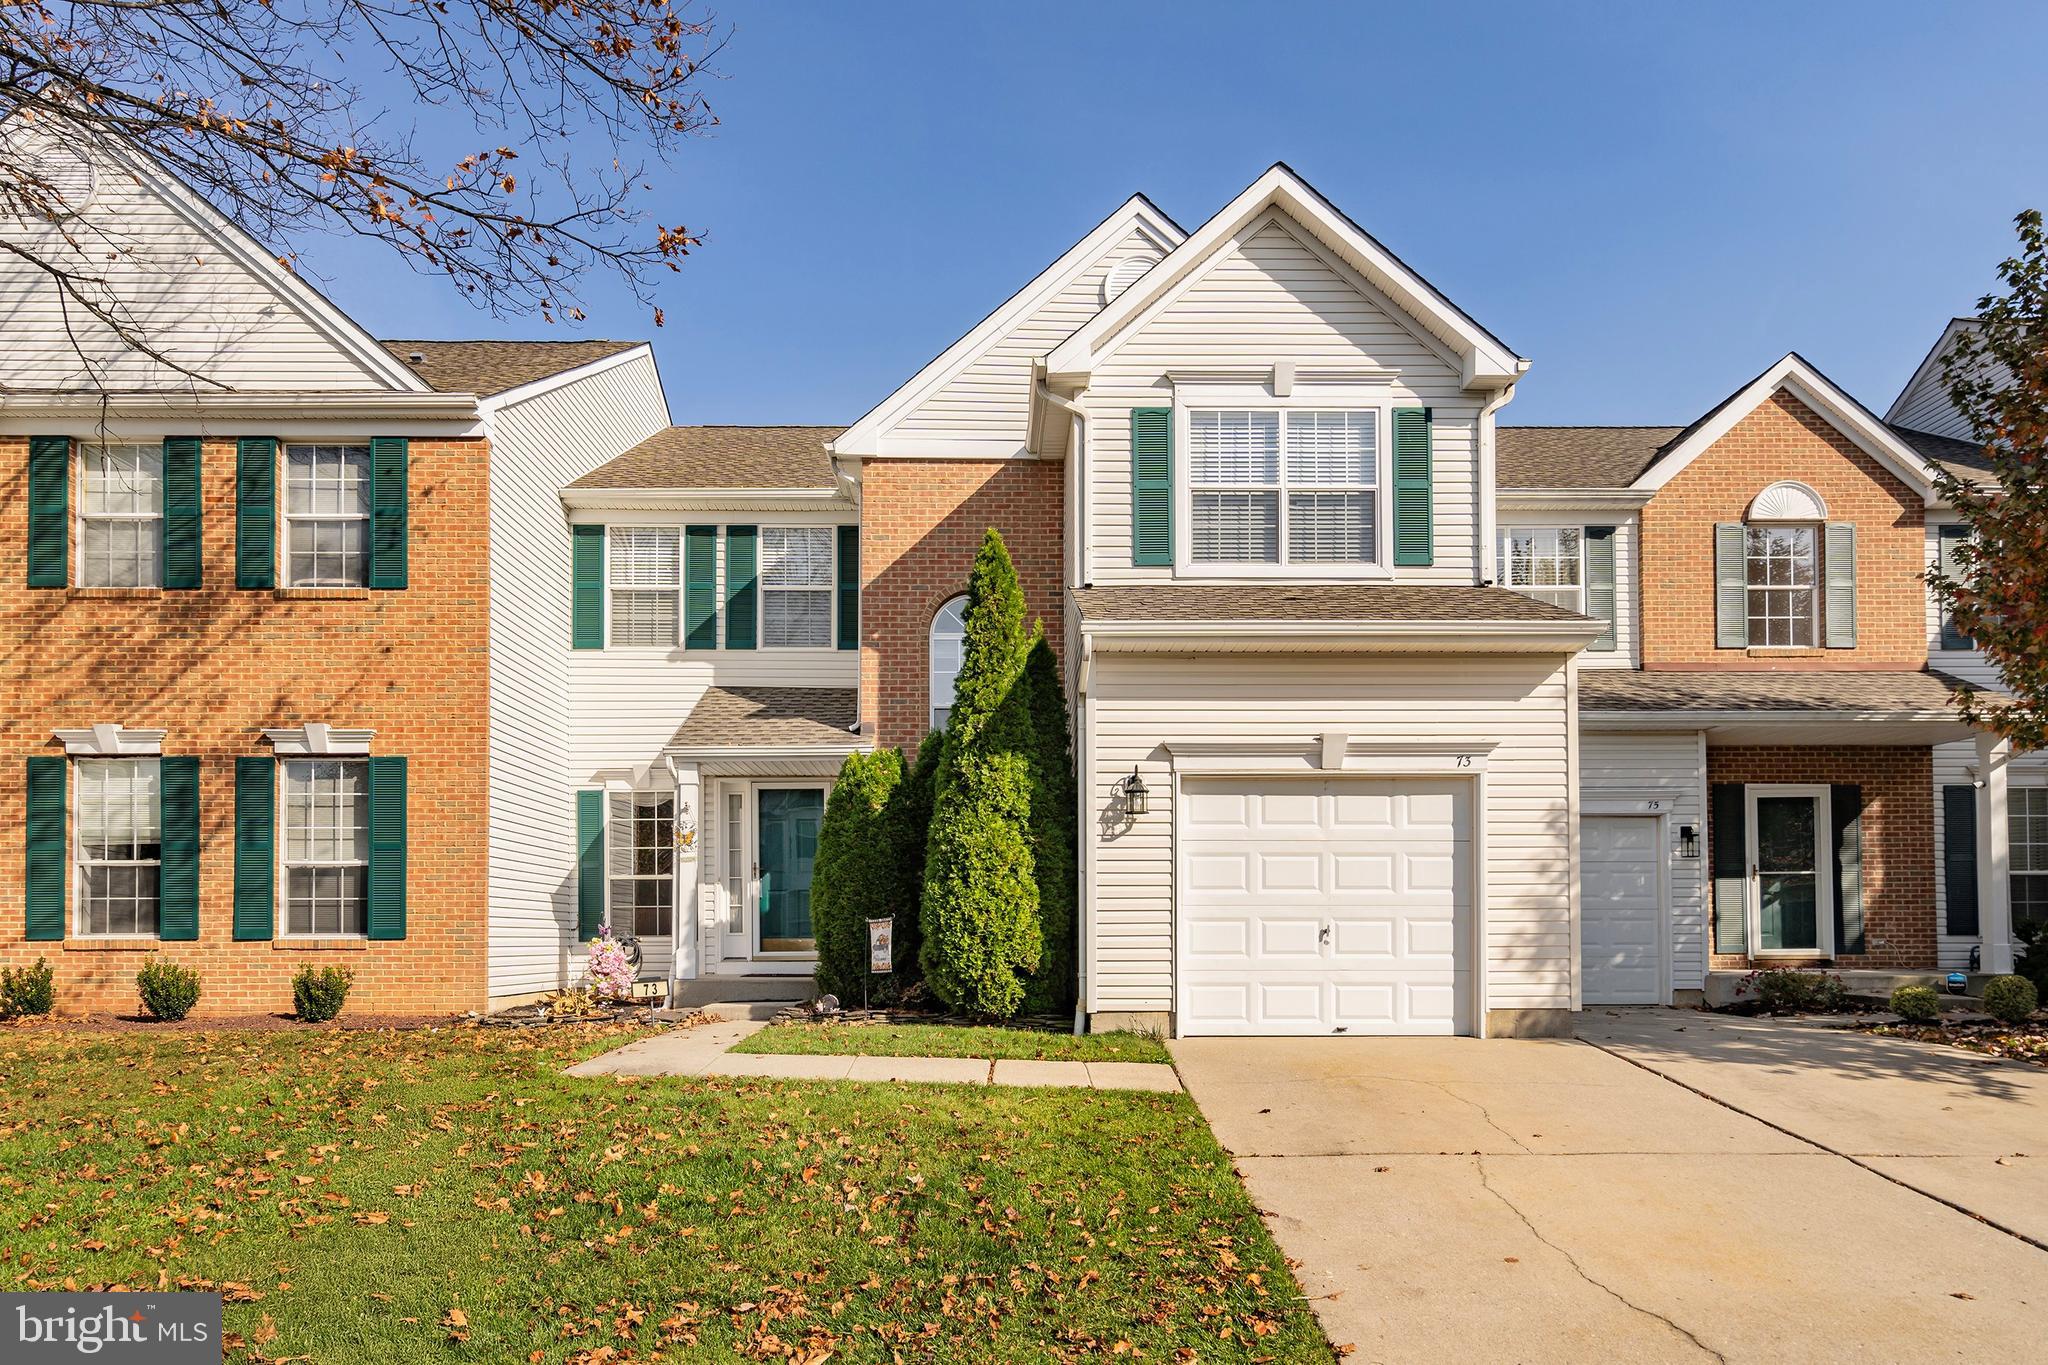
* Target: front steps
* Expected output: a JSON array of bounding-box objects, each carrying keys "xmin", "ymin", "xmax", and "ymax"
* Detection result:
[{"xmin": 1704, "ymin": 969, "xmax": 1989, "ymax": 1010}]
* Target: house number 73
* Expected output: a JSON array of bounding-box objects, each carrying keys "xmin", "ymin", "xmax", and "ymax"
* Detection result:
[{"xmin": 1455, "ymin": 755, "xmax": 1473, "ymax": 767}]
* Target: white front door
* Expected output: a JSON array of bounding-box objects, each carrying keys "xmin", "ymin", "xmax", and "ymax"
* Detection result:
[
  {"xmin": 1581, "ymin": 815, "xmax": 1662, "ymax": 1005},
  {"xmin": 1179, "ymin": 776, "xmax": 1473, "ymax": 1036}
]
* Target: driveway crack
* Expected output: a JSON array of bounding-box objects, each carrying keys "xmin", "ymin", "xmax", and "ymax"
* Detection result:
[
  {"xmin": 1475, "ymin": 1154, "xmax": 1726, "ymax": 1363},
  {"xmin": 1430, "ymin": 1081, "xmax": 1533, "ymax": 1153}
]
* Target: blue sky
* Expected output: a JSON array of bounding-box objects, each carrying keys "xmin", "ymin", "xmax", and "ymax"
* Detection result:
[{"xmin": 322, "ymin": 1, "xmax": 2048, "ymax": 426}]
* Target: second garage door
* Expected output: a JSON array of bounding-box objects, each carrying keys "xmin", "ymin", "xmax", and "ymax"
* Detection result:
[{"xmin": 1179, "ymin": 776, "xmax": 1473, "ymax": 1036}]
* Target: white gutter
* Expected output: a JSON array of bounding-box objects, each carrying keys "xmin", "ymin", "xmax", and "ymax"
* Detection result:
[
  {"xmin": 1078, "ymin": 618, "xmax": 1605, "ymax": 652},
  {"xmin": 0, "ymin": 391, "xmax": 482, "ymax": 421},
  {"xmin": 1499, "ymin": 488, "xmax": 1656, "ymax": 511},
  {"xmin": 563, "ymin": 487, "xmax": 848, "ymax": 511},
  {"xmin": 1582, "ymin": 708, "xmax": 1965, "ymax": 729},
  {"xmin": 1476, "ymin": 379, "xmax": 1517, "ymax": 585}
]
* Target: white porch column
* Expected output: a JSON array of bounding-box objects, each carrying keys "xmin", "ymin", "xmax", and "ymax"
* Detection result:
[
  {"xmin": 1977, "ymin": 732, "xmax": 2015, "ymax": 974},
  {"xmin": 668, "ymin": 758, "xmax": 703, "ymax": 985}
]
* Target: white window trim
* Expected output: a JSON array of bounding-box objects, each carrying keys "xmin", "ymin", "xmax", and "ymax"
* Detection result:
[
  {"xmin": 54, "ymin": 723, "xmax": 165, "ymax": 757},
  {"xmin": 758, "ymin": 525, "xmax": 836, "ymax": 650},
  {"xmin": 75, "ymin": 442, "xmax": 164, "ymax": 589},
  {"xmin": 1171, "ymin": 393, "xmax": 1394, "ymax": 579},
  {"xmin": 929, "ymin": 594, "xmax": 968, "ymax": 733},
  {"xmin": 1743, "ymin": 521, "xmax": 1821, "ymax": 650},
  {"xmin": 263, "ymin": 723, "xmax": 374, "ymax": 757},
  {"xmin": 609, "ymin": 789, "xmax": 678, "ymax": 942},
  {"xmin": 282, "ymin": 442, "xmax": 373, "ymax": 589},
  {"xmin": 72, "ymin": 755, "xmax": 162, "ymax": 940},
  {"xmin": 605, "ymin": 523, "xmax": 685, "ymax": 651},
  {"xmin": 278, "ymin": 756, "xmax": 371, "ymax": 939},
  {"xmin": 2010, "ymin": 782, "xmax": 2048, "ymax": 927},
  {"xmin": 1496, "ymin": 524, "xmax": 1585, "ymax": 612},
  {"xmin": 1745, "ymin": 783, "xmax": 1834, "ymax": 958}
]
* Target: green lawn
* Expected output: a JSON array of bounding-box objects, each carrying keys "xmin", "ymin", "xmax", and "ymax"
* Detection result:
[
  {"xmin": 731, "ymin": 1020, "xmax": 1173, "ymax": 1064},
  {"xmin": 0, "ymin": 1022, "xmax": 1325, "ymax": 1363}
]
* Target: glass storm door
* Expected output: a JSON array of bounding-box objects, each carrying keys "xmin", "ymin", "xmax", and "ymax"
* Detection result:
[
  {"xmin": 757, "ymin": 788, "xmax": 823, "ymax": 953},
  {"xmin": 1751, "ymin": 791, "xmax": 1824, "ymax": 954}
]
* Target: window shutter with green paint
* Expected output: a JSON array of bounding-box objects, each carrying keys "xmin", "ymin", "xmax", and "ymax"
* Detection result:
[
  {"xmin": 1392, "ymin": 408, "xmax": 1433, "ymax": 566},
  {"xmin": 571, "ymin": 524, "xmax": 605, "ymax": 648},
  {"xmin": 1584, "ymin": 525, "xmax": 1617, "ymax": 651},
  {"xmin": 157, "ymin": 757, "xmax": 201, "ymax": 940},
  {"xmin": 1942, "ymin": 784, "xmax": 1979, "ymax": 936},
  {"xmin": 1830, "ymin": 783, "xmax": 1863, "ymax": 955},
  {"xmin": 724, "ymin": 525, "xmax": 758, "ymax": 650},
  {"xmin": 25, "ymin": 757, "xmax": 66, "ymax": 940},
  {"xmin": 1714, "ymin": 524, "xmax": 1747, "ymax": 648},
  {"xmin": 1938, "ymin": 525, "xmax": 1975, "ymax": 651},
  {"xmin": 234, "ymin": 757, "xmax": 276, "ymax": 940},
  {"xmin": 1129, "ymin": 408, "xmax": 1172, "ymax": 566},
  {"xmin": 576, "ymin": 790, "xmax": 604, "ymax": 941},
  {"xmin": 836, "ymin": 524, "xmax": 860, "ymax": 651},
  {"xmin": 1710, "ymin": 783, "xmax": 1747, "ymax": 955},
  {"xmin": 162, "ymin": 438, "xmax": 203, "ymax": 590},
  {"xmin": 365, "ymin": 756, "xmax": 407, "ymax": 940},
  {"xmin": 684, "ymin": 525, "xmax": 718, "ymax": 650},
  {"xmin": 1823, "ymin": 524, "xmax": 1856, "ymax": 648},
  {"xmin": 27, "ymin": 436, "xmax": 69, "ymax": 587},
  {"xmin": 368, "ymin": 437, "xmax": 409, "ymax": 589},
  {"xmin": 236, "ymin": 438, "xmax": 278, "ymax": 589}
]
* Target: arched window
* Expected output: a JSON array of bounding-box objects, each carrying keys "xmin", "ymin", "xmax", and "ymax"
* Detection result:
[
  {"xmin": 1743, "ymin": 482, "xmax": 1828, "ymax": 648},
  {"xmin": 928, "ymin": 595, "xmax": 968, "ymax": 732}
]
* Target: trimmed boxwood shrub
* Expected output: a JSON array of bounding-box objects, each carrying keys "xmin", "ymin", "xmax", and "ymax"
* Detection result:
[
  {"xmin": 813, "ymin": 747, "xmax": 908, "ymax": 1003},
  {"xmin": 1982, "ymin": 974, "xmax": 2039, "ymax": 1026},
  {"xmin": 1889, "ymin": 984, "xmax": 1941, "ymax": 1023},
  {"xmin": 0, "ymin": 958, "xmax": 55, "ymax": 1018},
  {"xmin": 1750, "ymin": 969, "xmax": 1848, "ymax": 1014},
  {"xmin": 137, "ymin": 958, "xmax": 200, "ymax": 1022},
  {"xmin": 921, "ymin": 750, "xmax": 1041, "ymax": 1018},
  {"xmin": 292, "ymin": 965, "xmax": 354, "ymax": 1022},
  {"xmin": 1021, "ymin": 634, "xmax": 1077, "ymax": 1016}
]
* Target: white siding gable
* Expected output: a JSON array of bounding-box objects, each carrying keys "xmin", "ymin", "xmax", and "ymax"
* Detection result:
[{"xmin": 1887, "ymin": 319, "xmax": 1983, "ymax": 441}]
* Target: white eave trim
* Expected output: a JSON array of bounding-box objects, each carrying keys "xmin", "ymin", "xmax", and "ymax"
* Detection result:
[
  {"xmin": 662, "ymin": 743, "xmax": 869, "ymax": 761},
  {"xmin": 1078, "ymin": 617, "xmax": 1603, "ymax": 653},
  {"xmin": 561, "ymin": 487, "xmax": 850, "ymax": 514},
  {"xmin": 1582, "ymin": 708, "xmax": 1960, "ymax": 729},
  {"xmin": 1498, "ymin": 488, "xmax": 1654, "ymax": 511},
  {"xmin": 264, "ymin": 723, "xmax": 376, "ymax": 756},
  {"xmin": 0, "ymin": 391, "xmax": 482, "ymax": 422},
  {"xmin": 54, "ymin": 724, "xmax": 165, "ymax": 757},
  {"xmin": 477, "ymin": 343, "xmax": 662, "ymax": 416}
]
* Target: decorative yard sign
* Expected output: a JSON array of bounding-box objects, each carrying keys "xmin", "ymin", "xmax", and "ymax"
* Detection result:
[{"xmin": 868, "ymin": 918, "xmax": 894, "ymax": 974}]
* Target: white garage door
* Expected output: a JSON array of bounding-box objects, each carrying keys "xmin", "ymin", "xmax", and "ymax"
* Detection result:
[
  {"xmin": 1180, "ymin": 777, "xmax": 1473, "ymax": 1036},
  {"xmin": 1581, "ymin": 815, "xmax": 1661, "ymax": 1004}
]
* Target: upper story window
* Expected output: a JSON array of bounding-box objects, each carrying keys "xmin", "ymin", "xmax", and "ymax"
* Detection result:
[
  {"xmin": 1936, "ymin": 523, "xmax": 1976, "ymax": 651},
  {"xmin": 1745, "ymin": 525, "xmax": 1818, "ymax": 647},
  {"xmin": 282, "ymin": 758, "xmax": 368, "ymax": 936},
  {"xmin": 609, "ymin": 527, "xmax": 681, "ymax": 647},
  {"xmin": 75, "ymin": 757, "xmax": 160, "ymax": 936},
  {"xmin": 929, "ymin": 594, "xmax": 967, "ymax": 731},
  {"xmin": 285, "ymin": 444, "xmax": 371, "ymax": 586},
  {"xmin": 1189, "ymin": 408, "xmax": 1378, "ymax": 566},
  {"xmin": 1499, "ymin": 527, "xmax": 1582, "ymax": 610},
  {"xmin": 77, "ymin": 443, "xmax": 163, "ymax": 588},
  {"xmin": 761, "ymin": 527, "xmax": 833, "ymax": 648}
]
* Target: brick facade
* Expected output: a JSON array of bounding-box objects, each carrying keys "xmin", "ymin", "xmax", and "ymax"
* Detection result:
[
  {"xmin": 1639, "ymin": 392, "xmax": 1927, "ymax": 669},
  {"xmin": 858, "ymin": 458, "xmax": 1064, "ymax": 750},
  {"xmin": 0, "ymin": 436, "xmax": 490, "ymax": 1017},
  {"xmin": 1705, "ymin": 745, "xmax": 1935, "ymax": 971}
]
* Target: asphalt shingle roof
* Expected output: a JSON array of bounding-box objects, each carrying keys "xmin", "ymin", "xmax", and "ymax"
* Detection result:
[
  {"xmin": 1578, "ymin": 669, "xmax": 1972, "ymax": 713},
  {"xmin": 1071, "ymin": 583, "xmax": 1589, "ymax": 624},
  {"xmin": 669, "ymin": 686, "xmax": 860, "ymax": 749},
  {"xmin": 380, "ymin": 340, "xmax": 641, "ymax": 396},
  {"xmin": 568, "ymin": 426, "xmax": 843, "ymax": 491},
  {"xmin": 1497, "ymin": 427, "xmax": 1683, "ymax": 490}
]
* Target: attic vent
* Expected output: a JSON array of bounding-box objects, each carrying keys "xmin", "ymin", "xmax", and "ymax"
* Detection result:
[
  {"xmin": 20, "ymin": 146, "xmax": 95, "ymax": 218},
  {"xmin": 1101, "ymin": 252, "xmax": 1161, "ymax": 306},
  {"xmin": 407, "ymin": 351, "xmax": 426, "ymax": 365}
]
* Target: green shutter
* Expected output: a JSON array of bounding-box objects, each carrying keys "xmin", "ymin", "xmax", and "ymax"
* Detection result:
[
  {"xmin": 1830, "ymin": 784, "xmax": 1863, "ymax": 956},
  {"xmin": 1584, "ymin": 526, "xmax": 1617, "ymax": 651},
  {"xmin": 576, "ymin": 789, "xmax": 605, "ymax": 941},
  {"xmin": 1130, "ymin": 408, "xmax": 1172, "ymax": 566},
  {"xmin": 236, "ymin": 438, "xmax": 277, "ymax": 590},
  {"xmin": 1714, "ymin": 524, "xmax": 1747, "ymax": 649},
  {"xmin": 162, "ymin": 437, "xmax": 203, "ymax": 590},
  {"xmin": 1943, "ymin": 784, "xmax": 1979, "ymax": 936},
  {"xmin": 836, "ymin": 524, "xmax": 860, "ymax": 651},
  {"xmin": 684, "ymin": 525, "xmax": 718, "ymax": 650},
  {"xmin": 27, "ymin": 435, "xmax": 69, "ymax": 588},
  {"xmin": 1938, "ymin": 524, "xmax": 1975, "ymax": 651},
  {"xmin": 368, "ymin": 437, "xmax": 409, "ymax": 590},
  {"xmin": 572, "ymin": 524, "xmax": 605, "ymax": 649},
  {"xmin": 234, "ymin": 757, "xmax": 276, "ymax": 941},
  {"xmin": 365, "ymin": 756, "xmax": 407, "ymax": 940},
  {"xmin": 1710, "ymin": 783, "xmax": 1747, "ymax": 955},
  {"xmin": 1824, "ymin": 523, "xmax": 1857, "ymax": 649},
  {"xmin": 158, "ymin": 756, "xmax": 200, "ymax": 940},
  {"xmin": 724, "ymin": 525, "xmax": 758, "ymax": 650},
  {"xmin": 25, "ymin": 756, "xmax": 66, "ymax": 941},
  {"xmin": 1392, "ymin": 408, "xmax": 1433, "ymax": 566}
]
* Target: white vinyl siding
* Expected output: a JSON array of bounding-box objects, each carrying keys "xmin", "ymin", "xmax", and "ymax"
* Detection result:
[
  {"xmin": 1498, "ymin": 505, "xmax": 1638, "ymax": 669},
  {"xmin": 77, "ymin": 444, "xmax": 163, "ymax": 587},
  {"xmin": 281, "ymin": 759, "xmax": 368, "ymax": 936},
  {"xmin": 1499, "ymin": 527, "xmax": 1582, "ymax": 611},
  {"xmin": 75, "ymin": 757, "xmax": 161, "ymax": 937},
  {"xmin": 284, "ymin": 444, "xmax": 372, "ymax": 587},
  {"xmin": 607, "ymin": 527, "xmax": 681, "ymax": 647},
  {"xmin": 1579, "ymin": 731, "xmax": 1706, "ymax": 993},
  {"xmin": 760, "ymin": 527, "xmax": 834, "ymax": 649}
]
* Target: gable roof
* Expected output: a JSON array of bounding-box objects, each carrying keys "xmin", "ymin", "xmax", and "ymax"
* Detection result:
[
  {"xmin": 1884, "ymin": 316, "xmax": 1977, "ymax": 424},
  {"xmin": 831, "ymin": 194, "xmax": 1185, "ymax": 458},
  {"xmin": 568, "ymin": 425, "xmax": 842, "ymax": 491},
  {"xmin": 381, "ymin": 340, "xmax": 642, "ymax": 397},
  {"xmin": 1498, "ymin": 427, "xmax": 1683, "ymax": 489},
  {"xmin": 1043, "ymin": 163, "xmax": 1525, "ymax": 391}
]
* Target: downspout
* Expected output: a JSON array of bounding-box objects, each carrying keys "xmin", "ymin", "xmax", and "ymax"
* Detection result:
[
  {"xmin": 1476, "ymin": 374, "xmax": 1522, "ymax": 585},
  {"xmin": 1073, "ymin": 634, "xmax": 1095, "ymax": 1035},
  {"xmin": 1038, "ymin": 380, "xmax": 1093, "ymax": 1035},
  {"xmin": 663, "ymin": 752, "xmax": 686, "ymax": 1005}
]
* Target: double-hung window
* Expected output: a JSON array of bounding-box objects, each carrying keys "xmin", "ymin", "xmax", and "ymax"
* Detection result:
[
  {"xmin": 761, "ymin": 527, "xmax": 834, "ymax": 648},
  {"xmin": 282, "ymin": 759, "xmax": 368, "ymax": 935},
  {"xmin": 611, "ymin": 793, "xmax": 675, "ymax": 939},
  {"xmin": 78, "ymin": 443, "xmax": 163, "ymax": 587},
  {"xmin": 1189, "ymin": 408, "xmax": 1378, "ymax": 566},
  {"xmin": 1745, "ymin": 525, "xmax": 1818, "ymax": 647},
  {"xmin": 285, "ymin": 444, "xmax": 371, "ymax": 586},
  {"xmin": 1499, "ymin": 527, "xmax": 1583, "ymax": 609},
  {"xmin": 2012, "ymin": 787, "xmax": 2048, "ymax": 930},
  {"xmin": 76, "ymin": 758, "xmax": 161, "ymax": 935},
  {"xmin": 609, "ymin": 527, "xmax": 682, "ymax": 647}
]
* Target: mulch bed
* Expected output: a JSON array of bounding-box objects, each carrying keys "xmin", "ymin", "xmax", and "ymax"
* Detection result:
[{"xmin": 1859, "ymin": 1017, "xmax": 2048, "ymax": 1066}]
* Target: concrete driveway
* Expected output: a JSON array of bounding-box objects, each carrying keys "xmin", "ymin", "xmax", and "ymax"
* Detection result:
[{"xmin": 1172, "ymin": 1014, "xmax": 2048, "ymax": 1363}]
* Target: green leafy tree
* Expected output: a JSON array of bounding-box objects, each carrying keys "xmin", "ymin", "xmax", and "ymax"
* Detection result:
[
  {"xmin": 1021, "ymin": 635, "xmax": 1078, "ymax": 1015},
  {"xmin": 888, "ymin": 728, "xmax": 944, "ymax": 985},
  {"xmin": 811, "ymin": 747, "xmax": 907, "ymax": 1002},
  {"xmin": 1929, "ymin": 208, "xmax": 2048, "ymax": 750}
]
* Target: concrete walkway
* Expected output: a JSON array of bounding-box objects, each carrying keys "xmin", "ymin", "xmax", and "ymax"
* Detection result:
[
  {"xmin": 567, "ymin": 1018, "xmax": 1182, "ymax": 1091},
  {"xmin": 1172, "ymin": 1018, "xmax": 2048, "ymax": 1363}
]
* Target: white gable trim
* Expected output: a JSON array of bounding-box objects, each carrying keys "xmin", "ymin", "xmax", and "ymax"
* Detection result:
[
  {"xmin": 831, "ymin": 195, "xmax": 1184, "ymax": 458},
  {"xmin": 478, "ymin": 343, "xmax": 664, "ymax": 416},
  {"xmin": 1045, "ymin": 163, "xmax": 1524, "ymax": 392},
  {"xmin": 1632, "ymin": 353, "xmax": 1939, "ymax": 504},
  {"xmin": 1885, "ymin": 317, "xmax": 1977, "ymax": 424}
]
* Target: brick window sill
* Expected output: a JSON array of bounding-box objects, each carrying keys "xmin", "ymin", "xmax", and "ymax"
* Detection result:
[
  {"xmin": 1744, "ymin": 648, "xmax": 1827, "ymax": 660},
  {"xmin": 69, "ymin": 588, "xmax": 163, "ymax": 600},
  {"xmin": 273, "ymin": 587, "xmax": 371, "ymax": 601},
  {"xmin": 273, "ymin": 938, "xmax": 369, "ymax": 951},
  {"xmin": 62, "ymin": 938, "xmax": 160, "ymax": 952}
]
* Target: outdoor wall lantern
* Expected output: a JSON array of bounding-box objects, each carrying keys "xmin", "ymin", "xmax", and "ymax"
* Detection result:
[
  {"xmin": 1678, "ymin": 823, "xmax": 1701, "ymax": 859},
  {"xmin": 1115, "ymin": 767, "xmax": 1150, "ymax": 817}
]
